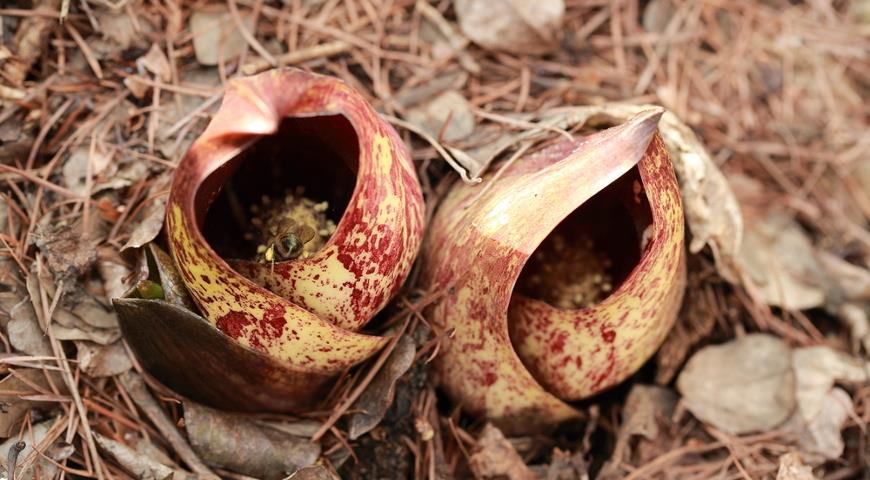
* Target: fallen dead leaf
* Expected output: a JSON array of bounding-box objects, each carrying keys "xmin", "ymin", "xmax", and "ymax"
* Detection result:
[
  {"xmin": 618, "ymin": 384, "xmax": 676, "ymax": 443},
  {"xmin": 137, "ymin": 44, "xmax": 172, "ymax": 82},
  {"xmin": 405, "ymin": 90, "xmax": 475, "ymax": 143},
  {"xmin": 454, "ymin": 0, "xmax": 564, "ymax": 55},
  {"xmin": 837, "ymin": 303, "xmax": 870, "ymax": 352},
  {"xmin": 95, "ymin": 433, "xmax": 195, "ymax": 480},
  {"xmin": 7, "ymin": 295, "xmax": 51, "ymax": 356},
  {"xmin": 446, "ymin": 133, "xmax": 519, "ymax": 182},
  {"xmin": 119, "ymin": 373, "xmax": 217, "ymax": 478},
  {"xmin": 739, "ymin": 212, "xmax": 827, "ymax": 310},
  {"xmin": 541, "ymin": 448, "xmax": 588, "ymax": 480},
  {"xmin": 190, "ymin": 5, "xmax": 255, "ymax": 66},
  {"xmin": 2, "ymin": 0, "xmax": 55, "ymax": 86},
  {"xmin": 0, "ymin": 417, "xmax": 68, "ymax": 480},
  {"xmin": 65, "ymin": 294, "xmax": 120, "ymax": 329},
  {"xmin": 0, "ymin": 369, "xmax": 53, "ymax": 437},
  {"xmin": 790, "ymin": 345, "xmax": 868, "ymax": 460},
  {"xmin": 677, "ymin": 334, "xmax": 795, "ymax": 435},
  {"xmin": 32, "ymin": 218, "xmax": 103, "ymax": 282},
  {"xmin": 76, "ymin": 340, "xmax": 133, "ymax": 377},
  {"xmin": 599, "ymin": 384, "xmax": 677, "ymax": 479},
  {"xmin": 643, "ymin": 0, "xmax": 678, "ymax": 33},
  {"xmin": 98, "ymin": 7, "xmax": 147, "ymax": 51},
  {"xmin": 816, "ymin": 250, "xmax": 870, "ymax": 303},
  {"xmin": 122, "ymin": 172, "xmax": 172, "ymax": 251},
  {"xmin": 61, "ymin": 146, "xmax": 113, "ymax": 197},
  {"xmin": 184, "ymin": 401, "xmax": 320, "ymax": 479},
  {"xmin": 52, "ymin": 322, "xmax": 121, "ymax": 345},
  {"xmin": 52, "ymin": 295, "xmax": 121, "ymax": 346},
  {"xmin": 417, "ymin": 3, "xmax": 480, "ymax": 73},
  {"xmin": 469, "ymin": 424, "xmax": 536, "ymax": 480},
  {"xmin": 97, "ymin": 246, "xmax": 132, "ymax": 302},
  {"xmin": 776, "ymin": 452, "xmax": 816, "ymax": 480},
  {"xmin": 349, "ymin": 334, "xmax": 416, "ymax": 440}
]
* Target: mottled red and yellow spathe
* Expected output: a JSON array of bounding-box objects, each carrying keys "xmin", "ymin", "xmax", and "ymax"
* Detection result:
[
  {"xmin": 166, "ymin": 70, "xmax": 424, "ymax": 381},
  {"xmin": 421, "ymin": 110, "xmax": 686, "ymax": 433}
]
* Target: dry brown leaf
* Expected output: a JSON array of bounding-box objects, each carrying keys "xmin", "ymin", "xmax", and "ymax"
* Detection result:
[
  {"xmin": 52, "ymin": 296, "xmax": 121, "ymax": 346},
  {"xmin": 32, "ymin": 218, "xmax": 102, "ymax": 282},
  {"xmin": 837, "ymin": 303, "xmax": 870, "ymax": 352},
  {"xmin": 184, "ymin": 401, "xmax": 320, "ymax": 479},
  {"xmin": 76, "ymin": 340, "xmax": 133, "ymax": 377},
  {"xmin": 776, "ymin": 452, "xmax": 816, "ymax": 480},
  {"xmin": 790, "ymin": 346, "xmax": 868, "ymax": 460},
  {"xmin": 0, "ymin": 417, "xmax": 68, "ymax": 480},
  {"xmin": 469, "ymin": 424, "xmax": 537, "ymax": 480},
  {"xmin": 454, "ymin": 0, "xmax": 564, "ymax": 55},
  {"xmin": 405, "ymin": 90, "xmax": 475, "ymax": 143},
  {"xmin": 7, "ymin": 295, "xmax": 51, "ymax": 356},
  {"xmin": 138, "ymin": 44, "xmax": 172, "ymax": 82},
  {"xmin": 642, "ymin": 0, "xmax": 677, "ymax": 33},
  {"xmin": 122, "ymin": 172, "xmax": 172, "ymax": 251},
  {"xmin": 816, "ymin": 250, "xmax": 870, "ymax": 302},
  {"xmin": 446, "ymin": 132, "xmax": 520, "ymax": 182},
  {"xmin": 541, "ymin": 449, "xmax": 587, "ymax": 480},
  {"xmin": 61, "ymin": 146, "xmax": 113, "ymax": 196},
  {"xmin": 95, "ymin": 433, "xmax": 194, "ymax": 480},
  {"xmin": 97, "ymin": 246, "xmax": 132, "ymax": 302},
  {"xmin": 66, "ymin": 294, "xmax": 120, "ymax": 329},
  {"xmin": 2, "ymin": 0, "xmax": 55, "ymax": 86},
  {"xmin": 98, "ymin": 7, "xmax": 146, "ymax": 51},
  {"xmin": 131, "ymin": 436, "xmax": 181, "ymax": 471},
  {"xmin": 739, "ymin": 212, "xmax": 826, "ymax": 310},
  {"xmin": 349, "ymin": 334, "xmax": 416, "ymax": 440},
  {"xmin": 599, "ymin": 385, "xmax": 676, "ymax": 479},
  {"xmin": 52, "ymin": 322, "xmax": 121, "ymax": 345},
  {"xmin": 190, "ymin": 6, "xmax": 254, "ymax": 66},
  {"xmin": 0, "ymin": 369, "xmax": 52, "ymax": 437},
  {"xmin": 677, "ymin": 334, "xmax": 795, "ymax": 435}
]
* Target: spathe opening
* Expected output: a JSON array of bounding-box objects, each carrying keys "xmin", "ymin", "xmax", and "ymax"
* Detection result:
[
  {"xmin": 512, "ymin": 165, "xmax": 652, "ymax": 310},
  {"xmin": 201, "ymin": 114, "xmax": 359, "ymax": 261}
]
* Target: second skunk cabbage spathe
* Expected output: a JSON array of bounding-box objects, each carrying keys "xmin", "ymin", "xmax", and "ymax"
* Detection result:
[
  {"xmin": 118, "ymin": 69, "xmax": 424, "ymax": 411},
  {"xmin": 421, "ymin": 110, "xmax": 686, "ymax": 433}
]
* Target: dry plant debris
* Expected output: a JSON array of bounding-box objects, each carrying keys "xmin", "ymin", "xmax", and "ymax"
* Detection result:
[{"xmin": 0, "ymin": 0, "xmax": 867, "ymax": 479}]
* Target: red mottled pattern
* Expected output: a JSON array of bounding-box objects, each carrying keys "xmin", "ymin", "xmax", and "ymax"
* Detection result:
[
  {"xmin": 510, "ymin": 135, "xmax": 686, "ymax": 399},
  {"xmin": 421, "ymin": 111, "xmax": 685, "ymax": 433},
  {"xmin": 165, "ymin": 69, "xmax": 423, "ymax": 390}
]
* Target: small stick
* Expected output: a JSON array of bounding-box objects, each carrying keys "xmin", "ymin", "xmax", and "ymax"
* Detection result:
[
  {"xmin": 119, "ymin": 373, "xmax": 218, "ymax": 479},
  {"xmin": 7, "ymin": 441, "xmax": 25, "ymax": 480},
  {"xmin": 382, "ymin": 114, "xmax": 481, "ymax": 185},
  {"xmin": 310, "ymin": 317, "xmax": 411, "ymax": 442},
  {"xmin": 241, "ymin": 41, "xmax": 351, "ymax": 75}
]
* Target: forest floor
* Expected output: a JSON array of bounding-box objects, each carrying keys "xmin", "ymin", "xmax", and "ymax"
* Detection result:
[{"xmin": 0, "ymin": 0, "xmax": 868, "ymax": 479}]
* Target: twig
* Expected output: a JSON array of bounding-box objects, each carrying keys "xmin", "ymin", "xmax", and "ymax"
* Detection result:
[
  {"xmin": 119, "ymin": 372, "xmax": 218, "ymax": 479},
  {"xmin": 310, "ymin": 317, "xmax": 412, "ymax": 442},
  {"xmin": 382, "ymin": 113, "xmax": 481, "ymax": 184},
  {"xmin": 65, "ymin": 23, "xmax": 102, "ymax": 79},
  {"xmin": 227, "ymin": 0, "xmax": 277, "ymax": 68},
  {"xmin": 464, "ymin": 141, "xmax": 533, "ymax": 208},
  {"xmin": 7, "ymin": 441, "xmax": 25, "ymax": 480},
  {"xmin": 241, "ymin": 41, "xmax": 351, "ymax": 75}
]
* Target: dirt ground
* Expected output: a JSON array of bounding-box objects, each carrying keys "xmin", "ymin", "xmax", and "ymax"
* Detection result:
[{"xmin": 0, "ymin": 0, "xmax": 868, "ymax": 479}]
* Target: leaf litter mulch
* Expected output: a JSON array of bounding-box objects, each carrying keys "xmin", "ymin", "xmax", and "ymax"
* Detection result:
[{"xmin": 0, "ymin": 0, "xmax": 868, "ymax": 479}]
